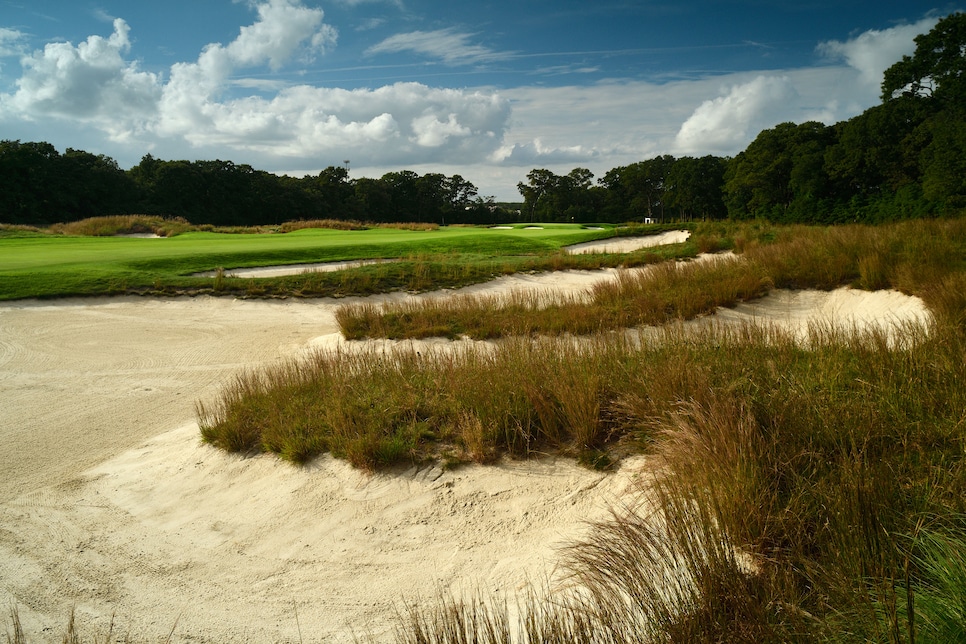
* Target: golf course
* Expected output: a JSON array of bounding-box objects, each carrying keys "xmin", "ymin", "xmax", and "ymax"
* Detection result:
[{"xmin": 2, "ymin": 216, "xmax": 965, "ymax": 642}]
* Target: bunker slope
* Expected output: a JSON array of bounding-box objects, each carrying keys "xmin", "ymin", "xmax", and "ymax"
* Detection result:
[{"xmin": 0, "ymin": 266, "xmax": 929, "ymax": 642}]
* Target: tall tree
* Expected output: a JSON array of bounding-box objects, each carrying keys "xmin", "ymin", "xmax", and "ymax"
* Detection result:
[
  {"xmin": 881, "ymin": 12, "xmax": 966, "ymax": 104},
  {"xmin": 666, "ymin": 156, "xmax": 727, "ymax": 220},
  {"xmin": 724, "ymin": 122, "xmax": 834, "ymax": 221},
  {"xmin": 517, "ymin": 169, "xmax": 559, "ymax": 222}
]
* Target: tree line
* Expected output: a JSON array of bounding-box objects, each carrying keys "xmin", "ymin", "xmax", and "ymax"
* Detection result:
[
  {"xmin": 518, "ymin": 12, "xmax": 966, "ymax": 224},
  {"xmin": 2, "ymin": 13, "xmax": 964, "ymax": 227},
  {"xmin": 0, "ymin": 146, "xmax": 510, "ymax": 227}
]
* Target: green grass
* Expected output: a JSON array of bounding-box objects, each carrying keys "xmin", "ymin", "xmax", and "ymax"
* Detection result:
[{"xmin": 0, "ymin": 221, "xmax": 669, "ymax": 301}]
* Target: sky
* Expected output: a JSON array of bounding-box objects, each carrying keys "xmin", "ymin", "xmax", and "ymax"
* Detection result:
[{"xmin": 0, "ymin": 1, "xmax": 956, "ymax": 201}]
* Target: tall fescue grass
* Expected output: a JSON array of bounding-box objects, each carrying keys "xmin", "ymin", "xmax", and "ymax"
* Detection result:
[
  {"xmin": 378, "ymin": 316, "xmax": 966, "ymax": 642},
  {"xmin": 199, "ymin": 217, "xmax": 966, "ymax": 641},
  {"xmin": 0, "ymin": 223, "xmax": 47, "ymax": 237},
  {"xmin": 49, "ymin": 214, "xmax": 193, "ymax": 237},
  {"xmin": 34, "ymin": 215, "xmax": 444, "ymax": 237},
  {"xmin": 337, "ymin": 255, "xmax": 771, "ymax": 340},
  {"xmin": 338, "ymin": 218, "xmax": 966, "ymax": 340},
  {"xmin": 279, "ymin": 241, "xmax": 693, "ymax": 304},
  {"xmin": 198, "ymin": 334, "xmax": 639, "ymax": 468},
  {"xmin": 276, "ymin": 219, "xmax": 441, "ymax": 232}
]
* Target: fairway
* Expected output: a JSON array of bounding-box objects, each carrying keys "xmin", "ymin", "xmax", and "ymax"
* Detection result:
[{"xmin": 0, "ymin": 224, "xmax": 615, "ymax": 301}]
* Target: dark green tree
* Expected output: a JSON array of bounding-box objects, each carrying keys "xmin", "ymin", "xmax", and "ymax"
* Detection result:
[
  {"xmin": 882, "ymin": 12, "xmax": 966, "ymax": 103},
  {"xmin": 0, "ymin": 140, "xmax": 61, "ymax": 224},
  {"xmin": 517, "ymin": 169, "xmax": 560, "ymax": 222},
  {"xmin": 724, "ymin": 122, "xmax": 835, "ymax": 221},
  {"xmin": 666, "ymin": 156, "xmax": 727, "ymax": 221}
]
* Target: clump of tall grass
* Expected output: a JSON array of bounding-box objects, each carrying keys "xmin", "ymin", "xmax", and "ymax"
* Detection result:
[
  {"xmin": 385, "ymin": 316, "xmax": 966, "ymax": 642},
  {"xmin": 339, "ymin": 218, "xmax": 966, "ymax": 340},
  {"xmin": 381, "ymin": 222, "xmax": 441, "ymax": 232},
  {"xmin": 338, "ymin": 255, "xmax": 772, "ymax": 340},
  {"xmin": 0, "ymin": 223, "xmax": 47, "ymax": 237},
  {"xmin": 276, "ymin": 218, "xmax": 369, "ymax": 232},
  {"xmin": 49, "ymin": 215, "xmax": 192, "ymax": 237},
  {"xmin": 742, "ymin": 218, "xmax": 966, "ymax": 293},
  {"xmin": 198, "ymin": 334, "xmax": 635, "ymax": 468}
]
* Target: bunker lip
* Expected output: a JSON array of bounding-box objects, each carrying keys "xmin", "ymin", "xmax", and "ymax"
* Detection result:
[
  {"xmin": 192, "ymin": 258, "xmax": 394, "ymax": 278},
  {"xmin": 564, "ymin": 230, "xmax": 690, "ymax": 254}
]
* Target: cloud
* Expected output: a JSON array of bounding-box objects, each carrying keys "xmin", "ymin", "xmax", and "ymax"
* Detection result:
[
  {"xmin": 494, "ymin": 139, "xmax": 599, "ymax": 165},
  {"xmin": 818, "ymin": 16, "xmax": 939, "ymax": 86},
  {"xmin": 0, "ymin": 0, "xmax": 510, "ymax": 166},
  {"xmin": 148, "ymin": 3, "xmax": 510, "ymax": 164},
  {"xmin": 157, "ymin": 81, "xmax": 510, "ymax": 165},
  {"xmin": 226, "ymin": 0, "xmax": 338, "ymax": 69},
  {"xmin": 671, "ymin": 15, "xmax": 938, "ymax": 155},
  {"xmin": 153, "ymin": 4, "xmax": 510, "ymax": 165},
  {"xmin": 0, "ymin": 28, "xmax": 28, "ymax": 58},
  {"xmin": 365, "ymin": 29, "xmax": 512, "ymax": 65},
  {"xmin": 2, "ymin": 19, "xmax": 161, "ymax": 139},
  {"xmin": 674, "ymin": 75, "xmax": 796, "ymax": 153}
]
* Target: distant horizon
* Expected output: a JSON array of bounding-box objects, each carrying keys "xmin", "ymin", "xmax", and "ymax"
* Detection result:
[{"xmin": 0, "ymin": 1, "xmax": 952, "ymax": 200}]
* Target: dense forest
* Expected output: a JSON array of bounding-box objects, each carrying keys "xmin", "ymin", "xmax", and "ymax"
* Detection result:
[
  {"xmin": 2, "ymin": 13, "xmax": 964, "ymax": 228},
  {"xmin": 0, "ymin": 148, "xmax": 505, "ymax": 227}
]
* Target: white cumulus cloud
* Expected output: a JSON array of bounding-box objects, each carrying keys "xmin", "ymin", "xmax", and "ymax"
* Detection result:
[
  {"xmin": 226, "ymin": 0, "xmax": 337, "ymax": 69},
  {"xmin": 2, "ymin": 18, "xmax": 161, "ymax": 139},
  {"xmin": 671, "ymin": 16, "xmax": 937, "ymax": 156},
  {"xmin": 0, "ymin": 0, "xmax": 510, "ymax": 166},
  {"xmin": 674, "ymin": 75, "xmax": 796, "ymax": 153},
  {"xmin": 818, "ymin": 16, "xmax": 939, "ymax": 87},
  {"xmin": 494, "ymin": 139, "xmax": 599, "ymax": 165}
]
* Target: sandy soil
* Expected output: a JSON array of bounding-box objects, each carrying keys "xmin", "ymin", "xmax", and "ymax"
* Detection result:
[
  {"xmin": 564, "ymin": 230, "xmax": 691, "ymax": 254},
  {"xmin": 0, "ymin": 261, "xmax": 930, "ymax": 642},
  {"xmin": 194, "ymin": 259, "xmax": 394, "ymax": 278}
]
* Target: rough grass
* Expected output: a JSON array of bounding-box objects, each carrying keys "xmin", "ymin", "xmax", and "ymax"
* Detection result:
[
  {"xmin": 198, "ymin": 216, "xmax": 966, "ymax": 642},
  {"xmin": 10, "ymin": 217, "xmax": 966, "ymax": 641},
  {"xmin": 276, "ymin": 219, "xmax": 441, "ymax": 232},
  {"xmin": 49, "ymin": 214, "xmax": 194, "ymax": 237},
  {"xmin": 337, "ymin": 255, "xmax": 771, "ymax": 340},
  {"xmin": 379, "ymin": 316, "xmax": 966, "ymax": 643},
  {"xmin": 198, "ymin": 335, "xmax": 636, "ymax": 468},
  {"xmin": 337, "ymin": 217, "xmax": 966, "ymax": 341}
]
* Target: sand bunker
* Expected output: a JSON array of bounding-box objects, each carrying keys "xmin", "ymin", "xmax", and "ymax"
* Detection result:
[
  {"xmin": 193, "ymin": 259, "xmax": 393, "ymax": 278},
  {"xmin": 564, "ymin": 230, "xmax": 690, "ymax": 254},
  {"xmin": 0, "ymin": 266, "xmax": 930, "ymax": 642}
]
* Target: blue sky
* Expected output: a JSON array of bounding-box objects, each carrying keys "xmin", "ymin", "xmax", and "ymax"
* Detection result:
[{"xmin": 0, "ymin": 0, "xmax": 954, "ymax": 200}]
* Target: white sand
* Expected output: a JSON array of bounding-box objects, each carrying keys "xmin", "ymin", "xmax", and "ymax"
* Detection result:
[
  {"xmin": 0, "ymin": 264, "xmax": 930, "ymax": 642},
  {"xmin": 193, "ymin": 259, "xmax": 393, "ymax": 278},
  {"xmin": 564, "ymin": 230, "xmax": 690, "ymax": 254},
  {"xmin": 703, "ymin": 287, "xmax": 932, "ymax": 340}
]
